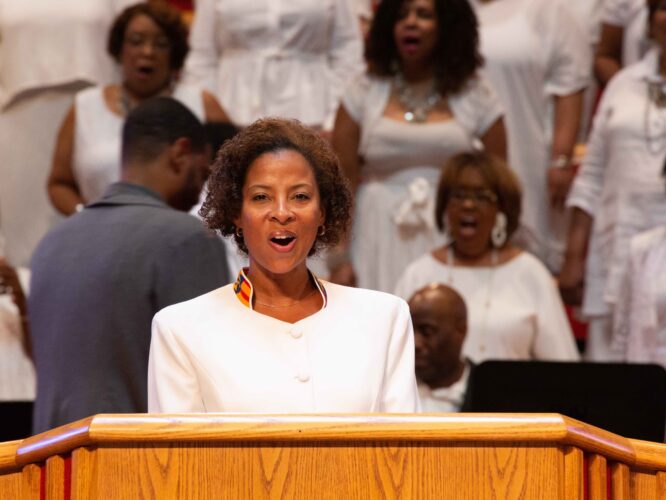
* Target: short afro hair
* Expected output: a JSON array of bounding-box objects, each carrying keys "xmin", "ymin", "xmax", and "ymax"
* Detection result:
[
  {"xmin": 108, "ymin": 2, "xmax": 189, "ymax": 71},
  {"xmin": 435, "ymin": 151, "xmax": 522, "ymax": 243},
  {"xmin": 201, "ymin": 118, "xmax": 353, "ymax": 256}
]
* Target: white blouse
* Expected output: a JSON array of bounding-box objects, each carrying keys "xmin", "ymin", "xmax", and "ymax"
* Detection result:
[
  {"xmin": 183, "ymin": 0, "xmax": 364, "ymax": 129},
  {"xmin": 395, "ymin": 252, "xmax": 580, "ymax": 363},
  {"xmin": 0, "ymin": 0, "xmax": 137, "ymax": 109},
  {"xmin": 148, "ymin": 270, "xmax": 420, "ymax": 413}
]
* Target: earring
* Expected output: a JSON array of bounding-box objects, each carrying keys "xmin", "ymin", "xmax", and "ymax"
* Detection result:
[
  {"xmin": 318, "ymin": 226, "xmax": 326, "ymax": 237},
  {"xmin": 235, "ymin": 227, "xmax": 243, "ymax": 238},
  {"xmin": 491, "ymin": 212, "xmax": 507, "ymax": 248}
]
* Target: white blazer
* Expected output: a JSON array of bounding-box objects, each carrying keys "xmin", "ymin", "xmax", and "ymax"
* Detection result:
[{"xmin": 148, "ymin": 273, "xmax": 420, "ymax": 413}]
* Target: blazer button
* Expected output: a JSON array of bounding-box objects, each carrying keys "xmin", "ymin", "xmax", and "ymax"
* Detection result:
[{"xmin": 296, "ymin": 373, "xmax": 310, "ymax": 383}]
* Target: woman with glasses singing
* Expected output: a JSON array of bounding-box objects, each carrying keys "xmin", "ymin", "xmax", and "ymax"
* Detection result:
[
  {"xmin": 47, "ymin": 3, "xmax": 230, "ymax": 216},
  {"xmin": 395, "ymin": 151, "xmax": 579, "ymax": 362}
]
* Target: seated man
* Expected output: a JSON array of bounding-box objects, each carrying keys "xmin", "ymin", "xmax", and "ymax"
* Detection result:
[
  {"xmin": 408, "ymin": 283, "xmax": 472, "ymax": 412},
  {"xmin": 29, "ymin": 98, "xmax": 230, "ymax": 433}
]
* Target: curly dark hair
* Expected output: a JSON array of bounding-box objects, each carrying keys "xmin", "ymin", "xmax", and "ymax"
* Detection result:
[
  {"xmin": 366, "ymin": 0, "xmax": 483, "ymax": 96},
  {"xmin": 435, "ymin": 151, "xmax": 522, "ymax": 243},
  {"xmin": 108, "ymin": 2, "xmax": 189, "ymax": 71},
  {"xmin": 201, "ymin": 118, "xmax": 353, "ymax": 256}
]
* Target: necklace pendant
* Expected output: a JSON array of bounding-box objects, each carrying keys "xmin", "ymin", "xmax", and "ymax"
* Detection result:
[
  {"xmin": 413, "ymin": 109, "xmax": 427, "ymax": 123},
  {"xmin": 404, "ymin": 111, "xmax": 415, "ymax": 122}
]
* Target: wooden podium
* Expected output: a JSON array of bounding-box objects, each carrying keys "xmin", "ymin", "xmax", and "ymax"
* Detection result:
[{"xmin": 1, "ymin": 414, "xmax": 665, "ymax": 499}]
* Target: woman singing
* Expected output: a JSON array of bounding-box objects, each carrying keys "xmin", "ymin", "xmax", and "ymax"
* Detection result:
[{"xmin": 148, "ymin": 118, "xmax": 420, "ymax": 413}]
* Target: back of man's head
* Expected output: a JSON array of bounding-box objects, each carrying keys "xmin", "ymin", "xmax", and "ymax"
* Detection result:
[{"xmin": 121, "ymin": 97, "xmax": 207, "ymax": 167}]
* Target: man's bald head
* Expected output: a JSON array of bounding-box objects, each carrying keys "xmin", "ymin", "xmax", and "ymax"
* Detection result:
[{"xmin": 408, "ymin": 283, "xmax": 467, "ymax": 388}]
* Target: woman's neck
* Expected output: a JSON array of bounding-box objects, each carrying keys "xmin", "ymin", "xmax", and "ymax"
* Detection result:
[
  {"xmin": 121, "ymin": 81, "xmax": 172, "ymax": 108},
  {"xmin": 399, "ymin": 63, "xmax": 435, "ymax": 84},
  {"xmin": 246, "ymin": 261, "xmax": 314, "ymax": 305},
  {"xmin": 449, "ymin": 243, "xmax": 496, "ymax": 267}
]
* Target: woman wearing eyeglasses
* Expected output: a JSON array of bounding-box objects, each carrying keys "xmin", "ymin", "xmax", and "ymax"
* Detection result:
[
  {"xmin": 395, "ymin": 151, "xmax": 579, "ymax": 362},
  {"xmin": 47, "ymin": 3, "xmax": 229, "ymax": 216}
]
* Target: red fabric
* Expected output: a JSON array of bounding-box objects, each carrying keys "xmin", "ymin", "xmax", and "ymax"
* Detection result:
[
  {"xmin": 39, "ymin": 463, "xmax": 46, "ymax": 500},
  {"xmin": 565, "ymin": 305, "xmax": 588, "ymax": 341},
  {"xmin": 168, "ymin": 0, "xmax": 193, "ymax": 11},
  {"xmin": 64, "ymin": 454, "xmax": 72, "ymax": 500}
]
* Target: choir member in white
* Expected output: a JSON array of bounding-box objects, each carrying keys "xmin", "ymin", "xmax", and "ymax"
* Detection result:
[{"xmin": 396, "ymin": 152, "xmax": 579, "ymax": 363}]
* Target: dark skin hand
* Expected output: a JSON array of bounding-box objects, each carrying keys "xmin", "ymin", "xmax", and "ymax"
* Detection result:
[{"xmin": 0, "ymin": 259, "xmax": 32, "ymax": 358}]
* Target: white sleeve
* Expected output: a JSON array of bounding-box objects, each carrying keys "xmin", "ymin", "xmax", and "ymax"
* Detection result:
[
  {"xmin": 602, "ymin": 0, "xmax": 640, "ymax": 26},
  {"xmin": 324, "ymin": 0, "xmax": 365, "ymax": 130},
  {"xmin": 450, "ymin": 75, "xmax": 504, "ymax": 138},
  {"xmin": 566, "ymin": 74, "xmax": 618, "ymax": 214},
  {"xmin": 542, "ymin": 2, "xmax": 591, "ymax": 96},
  {"xmin": 182, "ymin": 0, "xmax": 219, "ymax": 93},
  {"xmin": 340, "ymin": 74, "xmax": 370, "ymax": 124},
  {"xmin": 529, "ymin": 260, "xmax": 581, "ymax": 361},
  {"xmin": 148, "ymin": 312, "xmax": 206, "ymax": 413},
  {"xmin": 382, "ymin": 299, "xmax": 421, "ymax": 412}
]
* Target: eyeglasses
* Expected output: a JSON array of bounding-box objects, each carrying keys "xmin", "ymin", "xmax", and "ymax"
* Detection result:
[
  {"xmin": 449, "ymin": 188, "xmax": 498, "ymax": 205},
  {"xmin": 124, "ymin": 34, "xmax": 171, "ymax": 52}
]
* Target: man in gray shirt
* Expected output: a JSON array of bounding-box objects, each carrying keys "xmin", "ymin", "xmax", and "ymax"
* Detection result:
[{"xmin": 29, "ymin": 98, "xmax": 230, "ymax": 433}]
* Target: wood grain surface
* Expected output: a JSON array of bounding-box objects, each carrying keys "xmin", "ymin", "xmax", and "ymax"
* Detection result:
[
  {"xmin": 631, "ymin": 439, "xmax": 666, "ymax": 470},
  {"xmin": 612, "ymin": 462, "xmax": 631, "ymax": 500},
  {"xmin": 563, "ymin": 446, "xmax": 584, "ymax": 499},
  {"xmin": 588, "ymin": 454, "xmax": 607, "ymax": 500},
  {"xmin": 1, "ymin": 414, "xmax": 664, "ymax": 499},
  {"xmin": 69, "ymin": 441, "xmax": 567, "ymax": 500},
  {"xmin": 15, "ymin": 413, "xmax": 636, "ymax": 466},
  {"xmin": 21, "ymin": 463, "xmax": 41, "ymax": 500},
  {"xmin": 46, "ymin": 455, "xmax": 66, "ymax": 500},
  {"xmin": 632, "ymin": 470, "xmax": 659, "ymax": 499}
]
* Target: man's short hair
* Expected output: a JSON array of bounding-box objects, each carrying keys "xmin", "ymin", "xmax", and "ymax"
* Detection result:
[{"xmin": 121, "ymin": 97, "xmax": 207, "ymax": 166}]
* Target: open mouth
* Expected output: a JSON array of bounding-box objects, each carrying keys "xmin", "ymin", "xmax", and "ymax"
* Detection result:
[
  {"xmin": 400, "ymin": 35, "xmax": 421, "ymax": 52},
  {"xmin": 458, "ymin": 217, "xmax": 479, "ymax": 236},
  {"xmin": 270, "ymin": 235, "xmax": 296, "ymax": 247},
  {"xmin": 136, "ymin": 65, "xmax": 155, "ymax": 77}
]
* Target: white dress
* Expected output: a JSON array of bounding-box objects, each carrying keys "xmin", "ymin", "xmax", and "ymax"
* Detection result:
[
  {"xmin": 568, "ymin": 0, "xmax": 604, "ymax": 45},
  {"xmin": 342, "ymin": 75, "xmax": 503, "ymax": 293},
  {"xmin": 0, "ymin": 241, "xmax": 34, "ymax": 401},
  {"xmin": 148, "ymin": 269, "xmax": 420, "ymax": 413},
  {"xmin": 602, "ymin": 0, "xmax": 649, "ymax": 67},
  {"xmin": 613, "ymin": 226, "xmax": 666, "ymax": 368},
  {"xmin": 470, "ymin": 0, "xmax": 590, "ymax": 270},
  {"xmin": 0, "ymin": 0, "xmax": 138, "ymax": 267},
  {"xmin": 394, "ymin": 252, "xmax": 580, "ymax": 363},
  {"xmin": 183, "ymin": 0, "xmax": 364, "ymax": 129},
  {"xmin": 73, "ymin": 85, "xmax": 205, "ymax": 204},
  {"xmin": 567, "ymin": 48, "xmax": 666, "ymax": 319}
]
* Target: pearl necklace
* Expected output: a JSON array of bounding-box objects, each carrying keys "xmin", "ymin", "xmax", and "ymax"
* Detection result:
[
  {"xmin": 447, "ymin": 245, "xmax": 498, "ymax": 355},
  {"xmin": 393, "ymin": 72, "xmax": 441, "ymax": 123}
]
